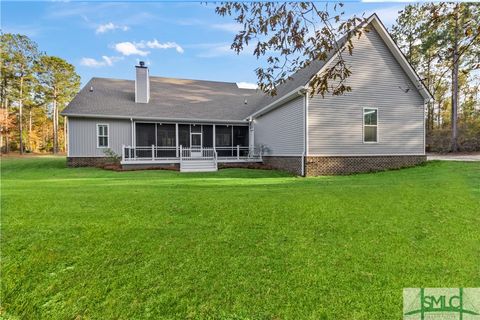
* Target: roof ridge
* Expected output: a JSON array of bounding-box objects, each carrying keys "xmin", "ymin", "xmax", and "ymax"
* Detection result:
[
  {"xmin": 150, "ymin": 75, "xmax": 237, "ymax": 85},
  {"xmin": 90, "ymin": 75, "xmax": 257, "ymax": 89}
]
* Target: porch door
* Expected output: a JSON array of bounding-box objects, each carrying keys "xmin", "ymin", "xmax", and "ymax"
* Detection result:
[{"xmin": 190, "ymin": 130, "xmax": 202, "ymax": 157}]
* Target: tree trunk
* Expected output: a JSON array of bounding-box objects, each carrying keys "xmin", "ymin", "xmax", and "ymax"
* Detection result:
[
  {"xmin": 1, "ymin": 74, "xmax": 7, "ymax": 153},
  {"xmin": 53, "ymin": 98, "xmax": 57, "ymax": 154},
  {"xmin": 0, "ymin": 99, "xmax": 4, "ymax": 153},
  {"xmin": 5, "ymin": 97, "xmax": 9, "ymax": 153},
  {"xmin": 19, "ymin": 76, "xmax": 24, "ymax": 154},
  {"xmin": 426, "ymin": 56, "xmax": 435, "ymax": 131},
  {"xmin": 28, "ymin": 109, "xmax": 32, "ymax": 152},
  {"xmin": 451, "ymin": 5, "xmax": 460, "ymax": 152}
]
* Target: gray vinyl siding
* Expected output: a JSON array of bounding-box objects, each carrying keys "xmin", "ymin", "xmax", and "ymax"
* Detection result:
[
  {"xmin": 68, "ymin": 117, "xmax": 131, "ymax": 157},
  {"xmin": 308, "ymin": 28, "xmax": 425, "ymax": 156},
  {"xmin": 254, "ymin": 96, "xmax": 304, "ymax": 155}
]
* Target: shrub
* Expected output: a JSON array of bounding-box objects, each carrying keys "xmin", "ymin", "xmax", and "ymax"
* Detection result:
[
  {"xmin": 103, "ymin": 148, "xmax": 121, "ymax": 164},
  {"xmin": 427, "ymin": 121, "xmax": 480, "ymax": 153}
]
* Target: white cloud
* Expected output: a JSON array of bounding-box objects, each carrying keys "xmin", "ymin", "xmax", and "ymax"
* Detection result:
[
  {"xmin": 191, "ymin": 42, "xmax": 234, "ymax": 58},
  {"xmin": 114, "ymin": 42, "xmax": 149, "ymax": 56},
  {"xmin": 143, "ymin": 39, "xmax": 184, "ymax": 54},
  {"xmin": 359, "ymin": 5, "xmax": 405, "ymax": 27},
  {"xmin": 193, "ymin": 42, "xmax": 253, "ymax": 58},
  {"xmin": 114, "ymin": 39, "xmax": 184, "ymax": 56},
  {"xmin": 211, "ymin": 23, "xmax": 242, "ymax": 33},
  {"xmin": 96, "ymin": 22, "xmax": 129, "ymax": 34},
  {"xmin": 236, "ymin": 82, "xmax": 258, "ymax": 89},
  {"xmin": 197, "ymin": 44, "xmax": 232, "ymax": 58},
  {"xmin": 80, "ymin": 55, "xmax": 123, "ymax": 67},
  {"xmin": 1, "ymin": 25, "xmax": 43, "ymax": 37}
]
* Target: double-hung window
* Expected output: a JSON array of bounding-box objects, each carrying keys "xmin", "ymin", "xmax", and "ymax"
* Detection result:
[
  {"xmin": 363, "ymin": 108, "xmax": 378, "ymax": 143},
  {"xmin": 97, "ymin": 124, "xmax": 109, "ymax": 148}
]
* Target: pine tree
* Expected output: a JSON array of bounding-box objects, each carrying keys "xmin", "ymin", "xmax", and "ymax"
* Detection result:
[{"xmin": 36, "ymin": 56, "xmax": 80, "ymax": 154}]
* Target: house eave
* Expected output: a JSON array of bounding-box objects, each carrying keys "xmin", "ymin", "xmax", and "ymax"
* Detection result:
[{"xmin": 61, "ymin": 113, "xmax": 249, "ymax": 124}]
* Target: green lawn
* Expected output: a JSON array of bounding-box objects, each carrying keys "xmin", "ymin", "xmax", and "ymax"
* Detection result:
[{"xmin": 1, "ymin": 157, "xmax": 479, "ymax": 319}]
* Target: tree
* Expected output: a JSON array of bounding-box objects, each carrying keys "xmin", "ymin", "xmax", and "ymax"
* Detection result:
[
  {"xmin": 430, "ymin": 3, "xmax": 479, "ymax": 151},
  {"xmin": 0, "ymin": 33, "xmax": 39, "ymax": 154},
  {"xmin": 391, "ymin": 3, "xmax": 480, "ymax": 152},
  {"xmin": 36, "ymin": 56, "xmax": 80, "ymax": 154},
  {"xmin": 390, "ymin": 4, "xmax": 425, "ymax": 68},
  {"xmin": 214, "ymin": 2, "xmax": 366, "ymax": 97}
]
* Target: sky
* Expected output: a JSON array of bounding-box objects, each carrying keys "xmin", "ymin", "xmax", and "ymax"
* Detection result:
[{"xmin": 2, "ymin": 1, "xmax": 413, "ymax": 87}]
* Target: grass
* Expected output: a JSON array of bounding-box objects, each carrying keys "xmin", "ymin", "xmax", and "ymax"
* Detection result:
[{"xmin": 1, "ymin": 157, "xmax": 479, "ymax": 319}]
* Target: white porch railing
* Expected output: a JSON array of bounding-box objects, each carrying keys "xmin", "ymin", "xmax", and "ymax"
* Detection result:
[
  {"xmin": 122, "ymin": 145, "xmax": 261, "ymax": 163},
  {"xmin": 122, "ymin": 145, "xmax": 178, "ymax": 161},
  {"xmin": 180, "ymin": 146, "xmax": 216, "ymax": 161}
]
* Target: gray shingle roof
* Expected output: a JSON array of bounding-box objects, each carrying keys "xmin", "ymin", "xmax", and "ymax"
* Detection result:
[
  {"xmin": 62, "ymin": 76, "xmax": 267, "ymax": 121},
  {"xmin": 62, "ymin": 35, "xmax": 346, "ymax": 121}
]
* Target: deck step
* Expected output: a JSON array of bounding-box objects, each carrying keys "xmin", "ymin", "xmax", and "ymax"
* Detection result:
[{"xmin": 180, "ymin": 159, "xmax": 218, "ymax": 172}]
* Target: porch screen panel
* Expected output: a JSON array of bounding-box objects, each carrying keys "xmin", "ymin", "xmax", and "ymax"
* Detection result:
[
  {"xmin": 215, "ymin": 125, "xmax": 232, "ymax": 157},
  {"xmin": 156, "ymin": 123, "xmax": 176, "ymax": 157},
  {"xmin": 135, "ymin": 123, "xmax": 155, "ymax": 158},
  {"xmin": 233, "ymin": 126, "xmax": 249, "ymax": 157},
  {"xmin": 202, "ymin": 125, "xmax": 213, "ymax": 148},
  {"xmin": 178, "ymin": 124, "xmax": 190, "ymax": 148}
]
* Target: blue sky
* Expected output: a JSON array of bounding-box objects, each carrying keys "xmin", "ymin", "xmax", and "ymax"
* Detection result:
[{"xmin": 2, "ymin": 1, "xmax": 411, "ymax": 87}]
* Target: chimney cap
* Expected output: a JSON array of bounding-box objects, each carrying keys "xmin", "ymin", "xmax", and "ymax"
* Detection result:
[{"xmin": 137, "ymin": 61, "xmax": 146, "ymax": 68}]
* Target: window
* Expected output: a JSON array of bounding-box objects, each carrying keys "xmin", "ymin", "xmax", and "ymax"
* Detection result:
[
  {"xmin": 97, "ymin": 124, "xmax": 109, "ymax": 148},
  {"xmin": 363, "ymin": 108, "xmax": 378, "ymax": 143}
]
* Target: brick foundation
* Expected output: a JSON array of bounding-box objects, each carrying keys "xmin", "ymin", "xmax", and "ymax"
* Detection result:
[
  {"xmin": 68, "ymin": 155, "xmax": 426, "ymax": 176},
  {"xmin": 305, "ymin": 155, "xmax": 426, "ymax": 176},
  {"xmin": 262, "ymin": 156, "xmax": 303, "ymax": 175},
  {"xmin": 67, "ymin": 157, "xmax": 117, "ymax": 168}
]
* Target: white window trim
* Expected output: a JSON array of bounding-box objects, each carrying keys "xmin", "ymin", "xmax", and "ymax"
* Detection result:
[
  {"xmin": 363, "ymin": 107, "xmax": 378, "ymax": 144},
  {"xmin": 96, "ymin": 123, "xmax": 109, "ymax": 148}
]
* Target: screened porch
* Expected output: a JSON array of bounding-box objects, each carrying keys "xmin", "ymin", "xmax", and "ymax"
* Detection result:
[{"xmin": 121, "ymin": 122, "xmax": 261, "ymax": 164}]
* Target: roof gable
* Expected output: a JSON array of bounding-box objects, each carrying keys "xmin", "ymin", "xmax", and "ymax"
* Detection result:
[{"xmin": 365, "ymin": 14, "xmax": 432, "ymax": 100}]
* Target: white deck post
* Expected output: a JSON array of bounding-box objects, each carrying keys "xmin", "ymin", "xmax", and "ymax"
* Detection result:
[
  {"xmin": 175, "ymin": 123, "xmax": 179, "ymax": 158},
  {"xmin": 237, "ymin": 145, "xmax": 240, "ymax": 160},
  {"xmin": 213, "ymin": 124, "xmax": 216, "ymax": 153},
  {"xmin": 122, "ymin": 144, "xmax": 125, "ymax": 162},
  {"xmin": 152, "ymin": 144, "xmax": 155, "ymax": 160},
  {"xmin": 180, "ymin": 145, "xmax": 183, "ymax": 162}
]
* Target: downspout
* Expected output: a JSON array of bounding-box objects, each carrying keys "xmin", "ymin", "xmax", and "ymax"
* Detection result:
[
  {"xmin": 66, "ymin": 116, "xmax": 69, "ymax": 157},
  {"xmin": 423, "ymin": 98, "xmax": 432, "ymax": 156},
  {"xmin": 248, "ymin": 117, "xmax": 254, "ymax": 153},
  {"xmin": 302, "ymin": 91, "xmax": 308, "ymax": 177}
]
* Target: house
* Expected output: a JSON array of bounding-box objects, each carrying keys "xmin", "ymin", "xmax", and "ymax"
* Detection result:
[{"xmin": 61, "ymin": 14, "xmax": 432, "ymax": 175}]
